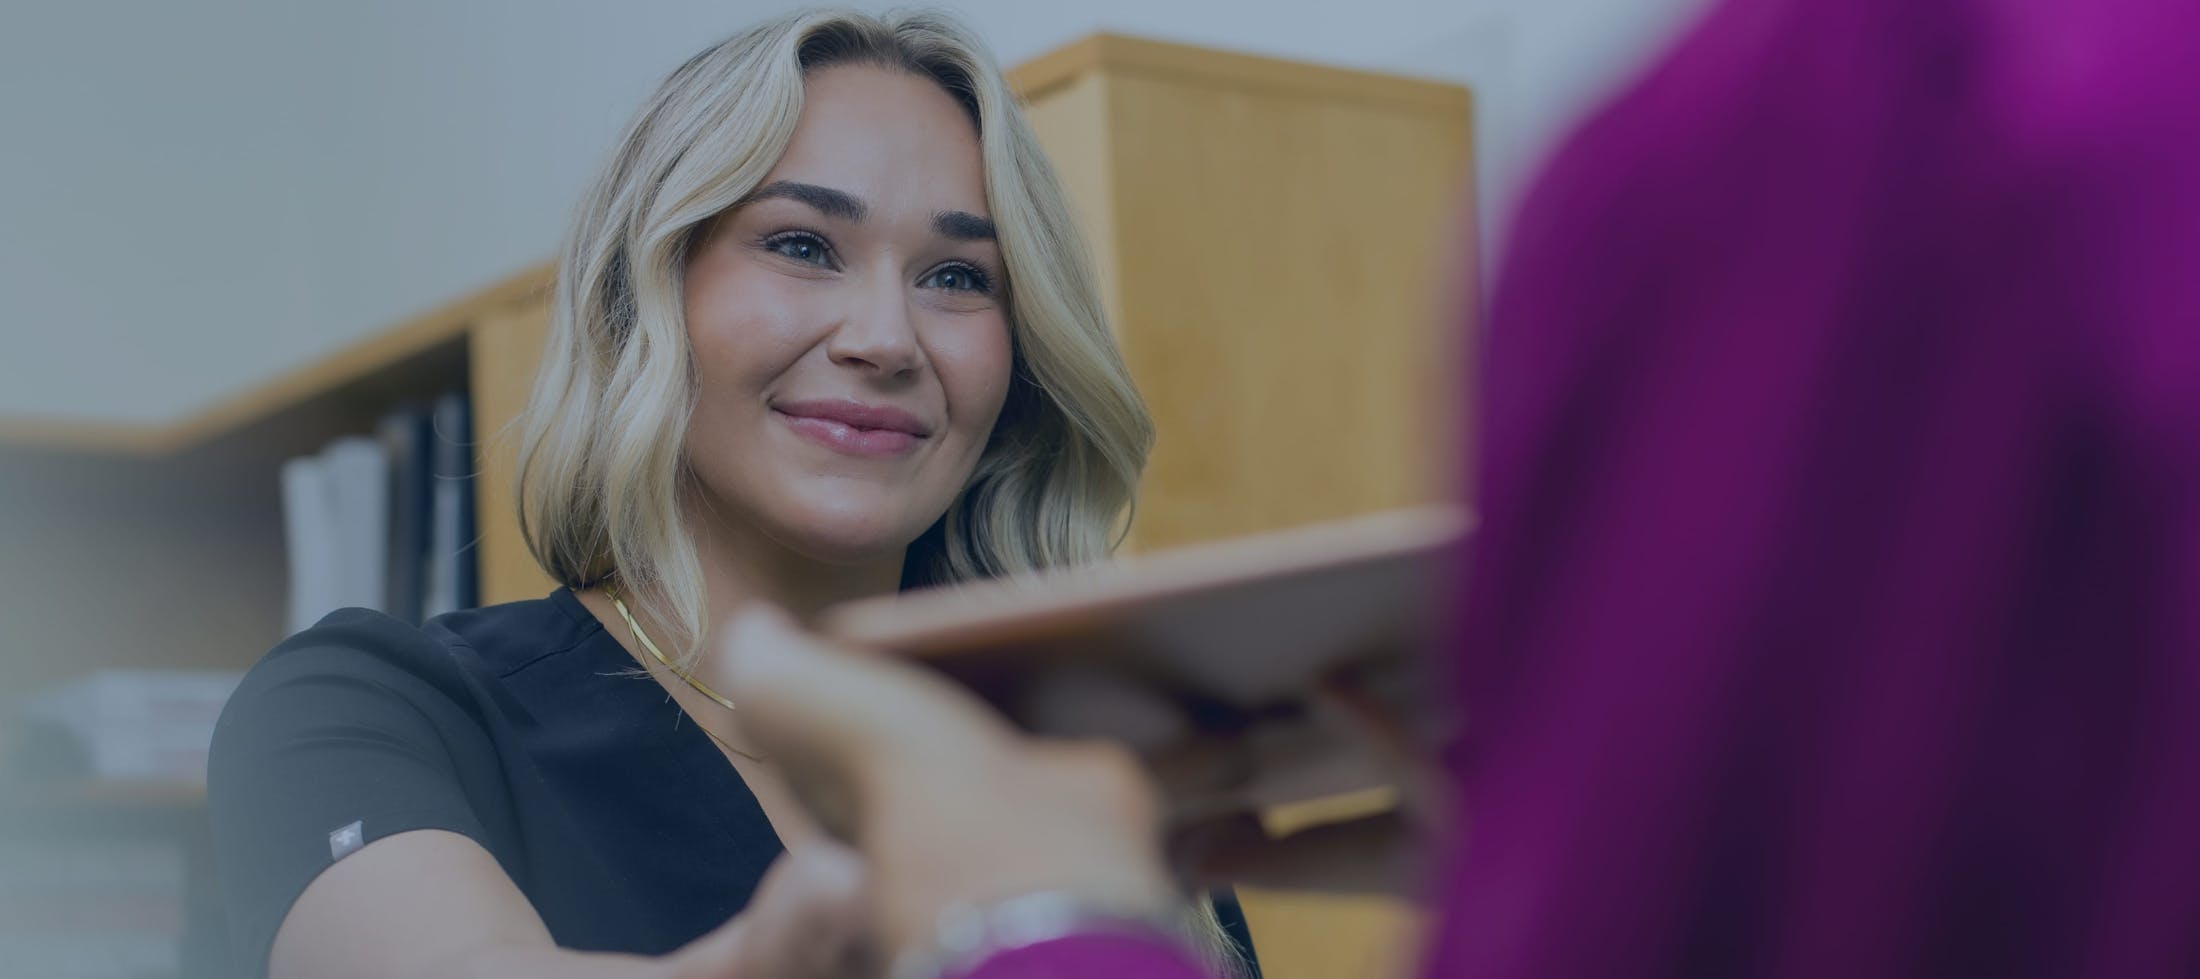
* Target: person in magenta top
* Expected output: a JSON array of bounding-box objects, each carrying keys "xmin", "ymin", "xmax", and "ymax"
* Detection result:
[{"xmin": 717, "ymin": 0, "xmax": 2200, "ymax": 976}]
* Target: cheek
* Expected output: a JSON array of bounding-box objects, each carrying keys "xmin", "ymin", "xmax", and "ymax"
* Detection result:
[
  {"xmin": 683, "ymin": 265, "xmax": 815, "ymax": 396},
  {"xmin": 932, "ymin": 315, "xmax": 1016, "ymax": 439},
  {"xmin": 680, "ymin": 266, "xmax": 824, "ymax": 482}
]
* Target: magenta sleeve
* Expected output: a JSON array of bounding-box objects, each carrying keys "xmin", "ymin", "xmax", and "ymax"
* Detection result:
[{"xmin": 947, "ymin": 931, "xmax": 1215, "ymax": 979}]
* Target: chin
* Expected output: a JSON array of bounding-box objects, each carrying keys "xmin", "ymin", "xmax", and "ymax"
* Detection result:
[{"xmin": 760, "ymin": 487, "xmax": 931, "ymax": 566}]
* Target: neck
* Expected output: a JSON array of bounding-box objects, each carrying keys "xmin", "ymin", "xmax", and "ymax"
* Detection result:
[
  {"xmin": 583, "ymin": 497, "xmax": 904, "ymax": 767},
  {"xmin": 683, "ymin": 497, "xmax": 906, "ymax": 632}
]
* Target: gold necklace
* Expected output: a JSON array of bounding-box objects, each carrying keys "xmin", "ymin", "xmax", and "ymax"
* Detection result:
[{"xmin": 604, "ymin": 583, "xmax": 767, "ymax": 763}]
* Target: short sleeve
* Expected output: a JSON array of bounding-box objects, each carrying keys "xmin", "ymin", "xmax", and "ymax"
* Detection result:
[{"xmin": 207, "ymin": 609, "xmax": 495, "ymax": 978}]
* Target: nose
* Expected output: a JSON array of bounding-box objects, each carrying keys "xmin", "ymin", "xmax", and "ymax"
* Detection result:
[{"xmin": 825, "ymin": 271, "xmax": 923, "ymax": 379}]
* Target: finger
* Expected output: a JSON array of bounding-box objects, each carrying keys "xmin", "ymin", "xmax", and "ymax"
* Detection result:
[
  {"xmin": 669, "ymin": 908, "xmax": 749, "ymax": 970},
  {"xmin": 1146, "ymin": 736, "xmax": 1259, "ymax": 824},
  {"xmin": 1169, "ymin": 810, "xmax": 1422, "ymax": 896},
  {"xmin": 713, "ymin": 606, "xmax": 1021, "ymax": 836},
  {"xmin": 1310, "ymin": 676, "xmax": 1451, "ymax": 824},
  {"xmin": 1150, "ymin": 707, "xmax": 1399, "ymax": 826},
  {"xmin": 774, "ymin": 846, "xmax": 870, "ymax": 977},
  {"xmin": 726, "ymin": 845, "xmax": 872, "ymax": 978},
  {"xmin": 1312, "ymin": 673, "xmax": 1431, "ymax": 769},
  {"xmin": 1015, "ymin": 665, "xmax": 1191, "ymax": 751}
]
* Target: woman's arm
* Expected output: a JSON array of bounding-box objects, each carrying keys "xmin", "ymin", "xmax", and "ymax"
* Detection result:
[
  {"xmin": 270, "ymin": 829, "xmax": 653, "ymax": 979},
  {"xmin": 270, "ymin": 829, "xmax": 862, "ymax": 979}
]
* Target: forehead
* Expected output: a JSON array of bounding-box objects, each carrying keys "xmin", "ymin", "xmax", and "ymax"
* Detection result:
[{"xmin": 760, "ymin": 63, "xmax": 990, "ymax": 218}]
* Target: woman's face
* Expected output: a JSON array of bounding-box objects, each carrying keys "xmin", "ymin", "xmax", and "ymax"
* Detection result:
[{"xmin": 680, "ymin": 64, "xmax": 1012, "ymax": 569}]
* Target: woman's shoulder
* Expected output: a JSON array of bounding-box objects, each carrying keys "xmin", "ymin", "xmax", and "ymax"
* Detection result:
[
  {"xmin": 224, "ymin": 590, "xmax": 601, "ymax": 724},
  {"xmin": 420, "ymin": 588, "xmax": 607, "ymax": 678}
]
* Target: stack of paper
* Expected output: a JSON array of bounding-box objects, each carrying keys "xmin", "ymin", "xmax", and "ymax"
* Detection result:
[{"xmin": 19, "ymin": 669, "xmax": 243, "ymax": 783}]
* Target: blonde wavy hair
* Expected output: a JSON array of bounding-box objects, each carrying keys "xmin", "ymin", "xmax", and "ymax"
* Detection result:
[{"xmin": 513, "ymin": 9, "xmax": 1153, "ymax": 663}]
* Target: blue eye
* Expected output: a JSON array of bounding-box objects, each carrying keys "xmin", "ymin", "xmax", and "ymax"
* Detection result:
[
  {"xmin": 922, "ymin": 263, "xmax": 993, "ymax": 294},
  {"xmin": 762, "ymin": 231, "xmax": 832, "ymax": 267}
]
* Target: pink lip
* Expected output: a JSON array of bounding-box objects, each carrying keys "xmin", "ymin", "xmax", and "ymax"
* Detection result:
[{"xmin": 773, "ymin": 399, "xmax": 931, "ymax": 458}]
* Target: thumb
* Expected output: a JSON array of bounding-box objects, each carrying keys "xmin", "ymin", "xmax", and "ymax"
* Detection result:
[
  {"xmin": 736, "ymin": 844, "xmax": 874, "ymax": 977},
  {"xmin": 669, "ymin": 844, "xmax": 874, "ymax": 978},
  {"xmin": 714, "ymin": 606, "xmax": 1021, "ymax": 837}
]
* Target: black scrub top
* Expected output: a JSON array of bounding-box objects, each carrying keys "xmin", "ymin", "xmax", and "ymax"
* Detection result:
[{"xmin": 207, "ymin": 589, "xmax": 782, "ymax": 977}]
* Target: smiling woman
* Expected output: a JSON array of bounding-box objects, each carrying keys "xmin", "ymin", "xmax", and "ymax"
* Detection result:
[
  {"xmin": 203, "ymin": 10, "xmax": 1155, "ymax": 979},
  {"xmin": 520, "ymin": 14, "xmax": 1153, "ymax": 656},
  {"xmin": 675, "ymin": 65, "xmax": 1018, "ymax": 580}
]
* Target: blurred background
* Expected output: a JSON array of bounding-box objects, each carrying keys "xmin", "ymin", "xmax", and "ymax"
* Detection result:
[{"xmin": 0, "ymin": 1, "xmax": 1707, "ymax": 977}]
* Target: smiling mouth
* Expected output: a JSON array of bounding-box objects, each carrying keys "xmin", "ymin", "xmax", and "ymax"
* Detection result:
[{"xmin": 771, "ymin": 403, "xmax": 930, "ymax": 458}]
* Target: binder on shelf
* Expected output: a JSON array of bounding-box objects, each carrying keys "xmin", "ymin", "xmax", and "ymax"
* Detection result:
[
  {"xmin": 279, "ymin": 455, "xmax": 339, "ymax": 634},
  {"xmin": 321, "ymin": 436, "xmax": 390, "ymax": 616},
  {"xmin": 281, "ymin": 436, "xmax": 391, "ymax": 630},
  {"xmin": 424, "ymin": 392, "xmax": 477, "ymax": 619},
  {"xmin": 380, "ymin": 405, "xmax": 435, "ymax": 625}
]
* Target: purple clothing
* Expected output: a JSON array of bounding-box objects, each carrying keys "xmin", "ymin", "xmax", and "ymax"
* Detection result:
[
  {"xmin": 966, "ymin": 0, "xmax": 2200, "ymax": 975},
  {"xmin": 951, "ymin": 931, "xmax": 1209, "ymax": 979},
  {"xmin": 1442, "ymin": 0, "xmax": 2200, "ymax": 976}
]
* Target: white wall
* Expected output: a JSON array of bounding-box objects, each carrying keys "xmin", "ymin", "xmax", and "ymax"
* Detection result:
[{"xmin": 0, "ymin": 0, "xmax": 1705, "ymax": 425}]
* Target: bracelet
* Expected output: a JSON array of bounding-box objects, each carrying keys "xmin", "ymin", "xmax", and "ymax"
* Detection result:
[{"xmin": 888, "ymin": 890, "xmax": 1201, "ymax": 979}]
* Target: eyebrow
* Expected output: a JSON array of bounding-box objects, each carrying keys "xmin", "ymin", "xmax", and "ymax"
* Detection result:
[
  {"xmin": 933, "ymin": 210, "xmax": 997, "ymax": 241},
  {"xmin": 741, "ymin": 180, "xmax": 996, "ymax": 242},
  {"xmin": 742, "ymin": 181, "xmax": 866, "ymax": 222}
]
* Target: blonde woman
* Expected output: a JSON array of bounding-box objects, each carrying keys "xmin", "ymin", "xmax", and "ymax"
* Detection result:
[{"xmin": 208, "ymin": 9, "xmax": 1152, "ymax": 978}]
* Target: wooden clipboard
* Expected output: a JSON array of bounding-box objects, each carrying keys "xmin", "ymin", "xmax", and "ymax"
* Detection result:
[{"xmin": 821, "ymin": 506, "xmax": 1467, "ymax": 811}]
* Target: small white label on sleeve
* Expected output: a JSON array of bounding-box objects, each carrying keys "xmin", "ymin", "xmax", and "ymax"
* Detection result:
[{"xmin": 329, "ymin": 820, "xmax": 365, "ymax": 861}]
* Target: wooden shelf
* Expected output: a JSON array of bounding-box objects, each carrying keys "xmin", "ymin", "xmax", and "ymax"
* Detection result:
[
  {"xmin": 0, "ymin": 263, "xmax": 558, "ymax": 693},
  {"xmin": 0, "ymin": 263, "xmax": 551, "ymax": 463},
  {"xmin": 17, "ymin": 777, "xmax": 205, "ymax": 809},
  {"xmin": 0, "ymin": 777, "xmax": 208, "ymax": 832}
]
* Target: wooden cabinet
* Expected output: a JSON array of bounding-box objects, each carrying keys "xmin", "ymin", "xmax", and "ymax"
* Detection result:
[
  {"xmin": 1012, "ymin": 35, "xmax": 1473, "ymax": 552},
  {"xmin": 1007, "ymin": 35, "xmax": 1472, "ymax": 979}
]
